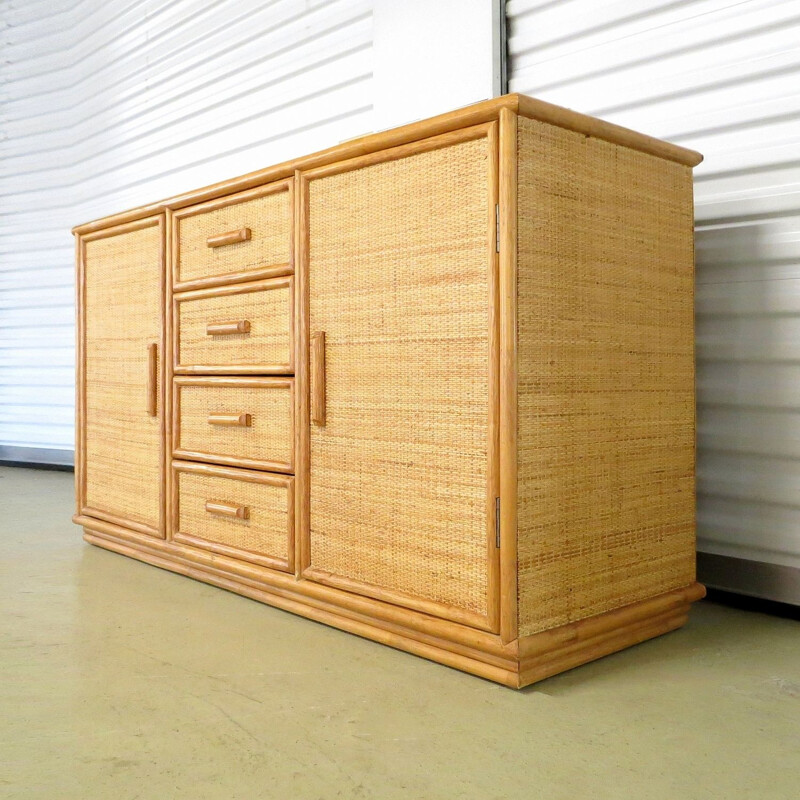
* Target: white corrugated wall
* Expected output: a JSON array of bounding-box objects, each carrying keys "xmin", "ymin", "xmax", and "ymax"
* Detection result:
[
  {"xmin": 0, "ymin": 0, "xmax": 374, "ymax": 464},
  {"xmin": 7, "ymin": 0, "xmax": 793, "ymax": 583},
  {"xmin": 508, "ymin": 0, "xmax": 800, "ymax": 579}
]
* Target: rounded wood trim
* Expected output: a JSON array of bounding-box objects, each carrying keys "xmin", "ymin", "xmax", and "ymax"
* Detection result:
[
  {"xmin": 173, "ymin": 262, "xmax": 292, "ymax": 294},
  {"xmin": 302, "ymin": 567, "xmax": 495, "ymax": 634},
  {"xmin": 172, "ymin": 450, "xmax": 293, "ymax": 475},
  {"xmin": 82, "ymin": 527, "xmax": 520, "ymax": 686},
  {"xmin": 74, "ymin": 513, "xmax": 515, "ymax": 659},
  {"xmin": 76, "ymin": 514, "xmax": 705, "ymax": 687},
  {"xmin": 518, "ymin": 612, "xmax": 690, "ymax": 688},
  {"xmin": 172, "ymin": 530, "xmax": 291, "ymax": 573},
  {"xmin": 517, "ymin": 583, "xmax": 706, "ymax": 658},
  {"xmin": 72, "ymin": 94, "xmax": 702, "ymax": 236},
  {"xmin": 516, "ymin": 95, "xmax": 703, "ymax": 167},
  {"xmin": 498, "ymin": 107, "xmax": 518, "ymax": 644}
]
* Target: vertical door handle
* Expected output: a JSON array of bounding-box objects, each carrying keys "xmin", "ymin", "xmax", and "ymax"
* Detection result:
[
  {"xmin": 147, "ymin": 342, "xmax": 158, "ymax": 417},
  {"xmin": 311, "ymin": 331, "xmax": 326, "ymax": 426}
]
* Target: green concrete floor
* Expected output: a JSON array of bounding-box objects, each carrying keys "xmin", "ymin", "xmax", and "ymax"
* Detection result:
[{"xmin": 1, "ymin": 465, "xmax": 799, "ymax": 799}]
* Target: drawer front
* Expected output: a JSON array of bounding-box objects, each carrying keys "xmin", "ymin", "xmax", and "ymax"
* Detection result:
[
  {"xmin": 175, "ymin": 276, "xmax": 293, "ymax": 374},
  {"xmin": 174, "ymin": 461, "xmax": 293, "ymax": 571},
  {"xmin": 174, "ymin": 181, "xmax": 292, "ymax": 291},
  {"xmin": 174, "ymin": 377, "xmax": 294, "ymax": 472}
]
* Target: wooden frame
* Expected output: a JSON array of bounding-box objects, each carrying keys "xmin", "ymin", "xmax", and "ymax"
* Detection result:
[
  {"xmin": 165, "ymin": 210, "xmax": 175, "ymax": 541},
  {"xmin": 76, "ymin": 512, "xmax": 512, "ymax": 656},
  {"xmin": 498, "ymin": 108, "xmax": 518, "ymax": 644},
  {"xmin": 78, "ymin": 511, "xmax": 703, "ymax": 688},
  {"xmin": 295, "ymin": 121, "xmax": 501, "ymax": 634},
  {"xmin": 171, "ymin": 178, "xmax": 294, "ymax": 293},
  {"xmin": 173, "ymin": 275, "xmax": 294, "ymax": 375},
  {"xmin": 75, "ymin": 215, "xmax": 166, "ymax": 539},
  {"xmin": 74, "ymin": 94, "xmax": 705, "ymax": 688},
  {"xmin": 72, "ymin": 95, "xmax": 701, "ymax": 237},
  {"xmin": 173, "ymin": 376, "xmax": 295, "ymax": 473},
  {"xmin": 171, "ymin": 460, "xmax": 294, "ymax": 573},
  {"xmin": 80, "ymin": 516, "xmax": 521, "ymax": 684},
  {"xmin": 294, "ymin": 166, "xmax": 310, "ymax": 579},
  {"xmin": 486, "ymin": 120, "xmax": 502, "ymax": 633}
]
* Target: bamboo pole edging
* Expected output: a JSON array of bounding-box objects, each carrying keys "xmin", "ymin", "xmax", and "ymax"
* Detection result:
[
  {"xmin": 518, "ymin": 612, "xmax": 689, "ymax": 688},
  {"xmin": 83, "ymin": 528, "xmax": 520, "ymax": 687},
  {"xmin": 517, "ymin": 582, "xmax": 706, "ymax": 659},
  {"xmin": 74, "ymin": 513, "xmax": 518, "ymax": 660},
  {"xmin": 485, "ymin": 119, "xmax": 502, "ymax": 634},
  {"xmin": 72, "ymin": 94, "xmax": 702, "ymax": 236},
  {"xmin": 81, "ymin": 524, "xmax": 520, "ymax": 681},
  {"xmin": 498, "ymin": 107, "xmax": 519, "ymax": 645}
]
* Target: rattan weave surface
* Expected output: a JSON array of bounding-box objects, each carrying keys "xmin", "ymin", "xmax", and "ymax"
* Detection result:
[
  {"xmin": 516, "ymin": 117, "xmax": 696, "ymax": 636},
  {"xmin": 84, "ymin": 224, "xmax": 162, "ymax": 528},
  {"xmin": 177, "ymin": 382, "xmax": 292, "ymax": 467},
  {"xmin": 178, "ymin": 283, "xmax": 292, "ymax": 369},
  {"xmin": 307, "ymin": 137, "xmax": 492, "ymax": 618},
  {"xmin": 177, "ymin": 470, "xmax": 290, "ymax": 560},
  {"xmin": 178, "ymin": 188, "xmax": 291, "ymax": 283}
]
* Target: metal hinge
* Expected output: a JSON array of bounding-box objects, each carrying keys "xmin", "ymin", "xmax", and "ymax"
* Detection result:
[
  {"xmin": 495, "ymin": 204, "xmax": 500, "ymax": 253},
  {"xmin": 495, "ymin": 496, "xmax": 501, "ymax": 548}
]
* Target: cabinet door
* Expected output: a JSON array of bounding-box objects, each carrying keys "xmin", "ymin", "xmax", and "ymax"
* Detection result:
[
  {"xmin": 78, "ymin": 218, "xmax": 164, "ymax": 537},
  {"xmin": 301, "ymin": 126, "xmax": 499, "ymax": 631}
]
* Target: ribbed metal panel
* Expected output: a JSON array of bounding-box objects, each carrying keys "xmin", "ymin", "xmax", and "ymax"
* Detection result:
[
  {"xmin": 508, "ymin": 0, "xmax": 800, "ymax": 574},
  {"xmin": 0, "ymin": 0, "xmax": 373, "ymax": 459}
]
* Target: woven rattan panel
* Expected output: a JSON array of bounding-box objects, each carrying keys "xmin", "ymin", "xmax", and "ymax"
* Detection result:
[
  {"xmin": 84, "ymin": 224, "xmax": 162, "ymax": 530},
  {"xmin": 307, "ymin": 137, "xmax": 491, "ymax": 619},
  {"xmin": 177, "ymin": 188, "xmax": 291, "ymax": 284},
  {"xmin": 177, "ymin": 382, "xmax": 293, "ymax": 469},
  {"xmin": 516, "ymin": 117, "xmax": 696, "ymax": 636},
  {"xmin": 177, "ymin": 470, "xmax": 290, "ymax": 562},
  {"xmin": 177, "ymin": 282, "xmax": 292, "ymax": 370}
]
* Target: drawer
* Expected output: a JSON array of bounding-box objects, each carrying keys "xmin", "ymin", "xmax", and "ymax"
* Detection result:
[
  {"xmin": 174, "ymin": 377, "xmax": 294, "ymax": 473},
  {"xmin": 175, "ymin": 276, "xmax": 293, "ymax": 374},
  {"xmin": 173, "ymin": 461, "xmax": 294, "ymax": 571},
  {"xmin": 173, "ymin": 180, "xmax": 292, "ymax": 291}
]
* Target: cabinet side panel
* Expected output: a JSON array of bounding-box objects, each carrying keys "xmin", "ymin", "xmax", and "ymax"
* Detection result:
[
  {"xmin": 84, "ymin": 223, "xmax": 163, "ymax": 532},
  {"xmin": 517, "ymin": 117, "xmax": 696, "ymax": 636}
]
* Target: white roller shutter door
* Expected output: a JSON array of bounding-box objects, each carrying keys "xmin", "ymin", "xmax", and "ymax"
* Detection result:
[
  {"xmin": 0, "ymin": 0, "xmax": 374, "ymax": 464},
  {"xmin": 508, "ymin": 0, "xmax": 800, "ymax": 588}
]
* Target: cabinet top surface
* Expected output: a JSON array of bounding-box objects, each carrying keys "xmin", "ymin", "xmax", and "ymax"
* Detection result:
[{"xmin": 72, "ymin": 93, "xmax": 703, "ymax": 236}]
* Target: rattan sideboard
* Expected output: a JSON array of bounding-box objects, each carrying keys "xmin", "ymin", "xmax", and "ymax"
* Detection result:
[{"xmin": 73, "ymin": 94, "xmax": 705, "ymax": 688}]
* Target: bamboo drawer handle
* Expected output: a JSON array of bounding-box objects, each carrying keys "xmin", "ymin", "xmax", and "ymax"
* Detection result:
[
  {"xmin": 207, "ymin": 413, "xmax": 252, "ymax": 427},
  {"xmin": 311, "ymin": 331, "xmax": 326, "ymax": 426},
  {"xmin": 146, "ymin": 342, "xmax": 158, "ymax": 417},
  {"xmin": 205, "ymin": 500, "xmax": 249, "ymax": 520},
  {"xmin": 206, "ymin": 320, "xmax": 251, "ymax": 335},
  {"xmin": 206, "ymin": 228, "xmax": 251, "ymax": 248}
]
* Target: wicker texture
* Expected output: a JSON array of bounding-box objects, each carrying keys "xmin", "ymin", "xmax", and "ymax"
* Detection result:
[
  {"xmin": 177, "ymin": 188, "xmax": 291, "ymax": 284},
  {"xmin": 177, "ymin": 470, "xmax": 290, "ymax": 560},
  {"xmin": 84, "ymin": 224, "xmax": 162, "ymax": 528},
  {"xmin": 177, "ymin": 283, "xmax": 291, "ymax": 369},
  {"xmin": 177, "ymin": 382, "xmax": 293, "ymax": 468},
  {"xmin": 307, "ymin": 138, "xmax": 491, "ymax": 618},
  {"xmin": 516, "ymin": 117, "xmax": 696, "ymax": 636}
]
